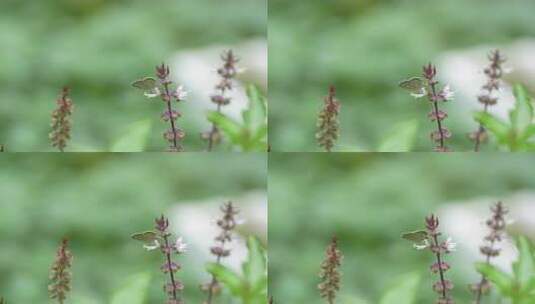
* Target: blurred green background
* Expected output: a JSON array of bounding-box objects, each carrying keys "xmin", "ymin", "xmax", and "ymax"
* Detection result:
[
  {"xmin": 0, "ymin": 153, "xmax": 266, "ymax": 303},
  {"xmin": 0, "ymin": 0, "xmax": 266, "ymax": 151},
  {"xmin": 269, "ymin": 0, "xmax": 535, "ymax": 151},
  {"xmin": 269, "ymin": 153, "xmax": 535, "ymax": 303}
]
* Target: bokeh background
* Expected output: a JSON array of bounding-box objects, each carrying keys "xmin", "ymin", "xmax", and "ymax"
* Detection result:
[
  {"xmin": 269, "ymin": 0, "xmax": 535, "ymax": 151},
  {"xmin": 0, "ymin": 153, "xmax": 266, "ymax": 303},
  {"xmin": 0, "ymin": 0, "xmax": 266, "ymax": 152},
  {"xmin": 269, "ymin": 153, "xmax": 535, "ymax": 303}
]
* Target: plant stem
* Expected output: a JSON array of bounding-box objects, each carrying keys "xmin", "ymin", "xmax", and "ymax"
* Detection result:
[
  {"xmin": 205, "ymin": 239, "xmax": 226, "ymax": 304},
  {"xmin": 207, "ymin": 103, "xmax": 223, "ymax": 152},
  {"xmin": 474, "ymin": 237, "xmax": 496, "ymax": 304},
  {"xmin": 429, "ymin": 82, "xmax": 445, "ymax": 150},
  {"xmin": 163, "ymin": 234, "xmax": 178, "ymax": 301},
  {"xmin": 473, "ymin": 102, "xmax": 490, "ymax": 152},
  {"xmin": 162, "ymin": 82, "xmax": 179, "ymax": 151},
  {"xmin": 431, "ymin": 234, "xmax": 448, "ymax": 300},
  {"xmin": 207, "ymin": 87, "xmax": 225, "ymax": 151}
]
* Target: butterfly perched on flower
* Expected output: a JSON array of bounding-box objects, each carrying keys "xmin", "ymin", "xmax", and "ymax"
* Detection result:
[
  {"xmin": 131, "ymin": 231, "xmax": 160, "ymax": 250},
  {"xmin": 401, "ymin": 229, "xmax": 430, "ymax": 250},
  {"xmin": 399, "ymin": 77, "xmax": 427, "ymax": 98},
  {"xmin": 131, "ymin": 77, "xmax": 161, "ymax": 98}
]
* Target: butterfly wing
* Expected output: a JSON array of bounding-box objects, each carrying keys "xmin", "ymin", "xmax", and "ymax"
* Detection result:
[
  {"xmin": 131, "ymin": 231, "xmax": 158, "ymax": 242},
  {"xmin": 399, "ymin": 77, "xmax": 424, "ymax": 94},
  {"xmin": 132, "ymin": 77, "xmax": 157, "ymax": 90},
  {"xmin": 401, "ymin": 230, "xmax": 428, "ymax": 242}
]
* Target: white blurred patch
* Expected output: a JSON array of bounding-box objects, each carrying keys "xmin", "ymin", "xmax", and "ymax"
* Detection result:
[
  {"xmin": 168, "ymin": 39, "xmax": 267, "ymax": 125},
  {"xmin": 167, "ymin": 191, "xmax": 267, "ymax": 276},
  {"xmin": 438, "ymin": 192, "xmax": 535, "ymax": 277},
  {"xmin": 437, "ymin": 39, "xmax": 535, "ymax": 122}
]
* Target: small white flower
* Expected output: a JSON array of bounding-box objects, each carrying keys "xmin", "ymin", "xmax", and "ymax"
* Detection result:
[
  {"xmin": 413, "ymin": 239, "xmax": 430, "ymax": 250},
  {"xmin": 175, "ymin": 86, "xmax": 188, "ymax": 100},
  {"xmin": 175, "ymin": 237, "xmax": 188, "ymax": 253},
  {"xmin": 143, "ymin": 239, "xmax": 160, "ymax": 251},
  {"xmin": 503, "ymin": 66, "xmax": 513, "ymax": 74},
  {"xmin": 410, "ymin": 87, "xmax": 427, "ymax": 99},
  {"xmin": 444, "ymin": 237, "xmax": 456, "ymax": 252},
  {"xmin": 442, "ymin": 85, "xmax": 455, "ymax": 101},
  {"xmin": 144, "ymin": 87, "xmax": 161, "ymax": 98}
]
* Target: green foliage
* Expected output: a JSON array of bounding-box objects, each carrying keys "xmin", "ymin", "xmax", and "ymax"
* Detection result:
[
  {"xmin": 377, "ymin": 120, "xmax": 418, "ymax": 152},
  {"xmin": 110, "ymin": 273, "xmax": 151, "ymax": 304},
  {"xmin": 0, "ymin": 154, "xmax": 266, "ymax": 303},
  {"xmin": 379, "ymin": 272, "xmax": 421, "ymax": 304},
  {"xmin": 207, "ymin": 236, "xmax": 267, "ymax": 304},
  {"xmin": 269, "ymin": 153, "xmax": 535, "ymax": 303},
  {"xmin": 110, "ymin": 120, "xmax": 152, "ymax": 152},
  {"xmin": 269, "ymin": 0, "xmax": 535, "ymax": 151},
  {"xmin": 475, "ymin": 84, "xmax": 535, "ymax": 151},
  {"xmin": 208, "ymin": 85, "xmax": 268, "ymax": 151},
  {"xmin": 0, "ymin": 0, "xmax": 266, "ymax": 151},
  {"xmin": 477, "ymin": 236, "xmax": 535, "ymax": 304}
]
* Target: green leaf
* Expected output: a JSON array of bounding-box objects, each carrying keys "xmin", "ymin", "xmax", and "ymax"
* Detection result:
[
  {"xmin": 110, "ymin": 272, "xmax": 151, "ymax": 304},
  {"xmin": 474, "ymin": 112, "xmax": 510, "ymax": 144},
  {"xmin": 207, "ymin": 111, "xmax": 243, "ymax": 144},
  {"xmin": 477, "ymin": 262, "xmax": 514, "ymax": 296},
  {"xmin": 513, "ymin": 236, "xmax": 535, "ymax": 293},
  {"xmin": 206, "ymin": 262, "xmax": 243, "ymax": 296},
  {"xmin": 520, "ymin": 125, "xmax": 535, "ymax": 142},
  {"xmin": 379, "ymin": 272, "xmax": 421, "ymax": 304},
  {"xmin": 511, "ymin": 84, "xmax": 534, "ymax": 132},
  {"xmin": 242, "ymin": 236, "xmax": 267, "ymax": 293},
  {"xmin": 378, "ymin": 120, "xmax": 418, "ymax": 152},
  {"xmin": 243, "ymin": 85, "xmax": 267, "ymax": 131},
  {"xmin": 110, "ymin": 120, "xmax": 151, "ymax": 152}
]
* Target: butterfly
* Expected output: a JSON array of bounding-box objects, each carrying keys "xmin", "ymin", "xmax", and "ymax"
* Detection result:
[
  {"xmin": 398, "ymin": 77, "xmax": 426, "ymax": 96},
  {"xmin": 401, "ymin": 230, "xmax": 428, "ymax": 243},
  {"xmin": 131, "ymin": 77, "xmax": 157, "ymax": 90},
  {"xmin": 131, "ymin": 231, "xmax": 160, "ymax": 250}
]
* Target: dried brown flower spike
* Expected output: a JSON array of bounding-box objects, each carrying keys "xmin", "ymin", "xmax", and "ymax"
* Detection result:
[
  {"xmin": 470, "ymin": 202, "xmax": 508, "ymax": 304},
  {"xmin": 422, "ymin": 215, "xmax": 455, "ymax": 304},
  {"xmin": 49, "ymin": 87, "xmax": 74, "ymax": 152},
  {"xmin": 470, "ymin": 50, "xmax": 506, "ymax": 151},
  {"xmin": 316, "ymin": 86, "xmax": 341, "ymax": 152},
  {"xmin": 202, "ymin": 201, "xmax": 240, "ymax": 304},
  {"xmin": 202, "ymin": 50, "xmax": 240, "ymax": 151},
  {"xmin": 318, "ymin": 236, "xmax": 343, "ymax": 304},
  {"xmin": 48, "ymin": 238, "xmax": 73, "ymax": 304}
]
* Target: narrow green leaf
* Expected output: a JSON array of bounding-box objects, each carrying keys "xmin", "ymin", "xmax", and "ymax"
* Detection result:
[
  {"xmin": 206, "ymin": 262, "xmax": 243, "ymax": 296},
  {"xmin": 510, "ymin": 84, "xmax": 534, "ymax": 132},
  {"xmin": 110, "ymin": 120, "xmax": 151, "ymax": 152},
  {"xmin": 513, "ymin": 236, "xmax": 535, "ymax": 293},
  {"xmin": 520, "ymin": 125, "xmax": 535, "ymax": 142},
  {"xmin": 378, "ymin": 120, "xmax": 418, "ymax": 152},
  {"xmin": 474, "ymin": 112, "xmax": 510, "ymax": 144},
  {"xmin": 477, "ymin": 262, "xmax": 514, "ymax": 296},
  {"xmin": 243, "ymin": 85, "xmax": 267, "ymax": 131},
  {"xmin": 110, "ymin": 272, "xmax": 151, "ymax": 304},
  {"xmin": 379, "ymin": 272, "xmax": 421, "ymax": 304},
  {"xmin": 207, "ymin": 111, "xmax": 243, "ymax": 144},
  {"xmin": 242, "ymin": 236, "xmax": 267, "ymax": 292}
]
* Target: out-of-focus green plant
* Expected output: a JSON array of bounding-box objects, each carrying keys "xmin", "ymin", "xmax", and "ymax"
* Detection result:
[
  {"xmin": 474, "ymin": 84, "xmax": 535, "ymax": 151},
  {"xmin": 110, "ymin": 273, "xmax": 151, "ymax": 304},
  {"xmin": 379, "ymin": 272, "xmax": 421, "ymax": 304},
  {"xmin": 207, "ymin": 237, "xmax": 267, "ymax": 304},
  {"xmin": 377, "ymin": 120, "xmax": 419, "ymax": 152},
  {"xmin": 477, "ymin": 236, "xmax": 535, "ymax": 304},
  {"xmin": 207, "ymin": 85, "xmax": 267, "ymax": 152}
]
